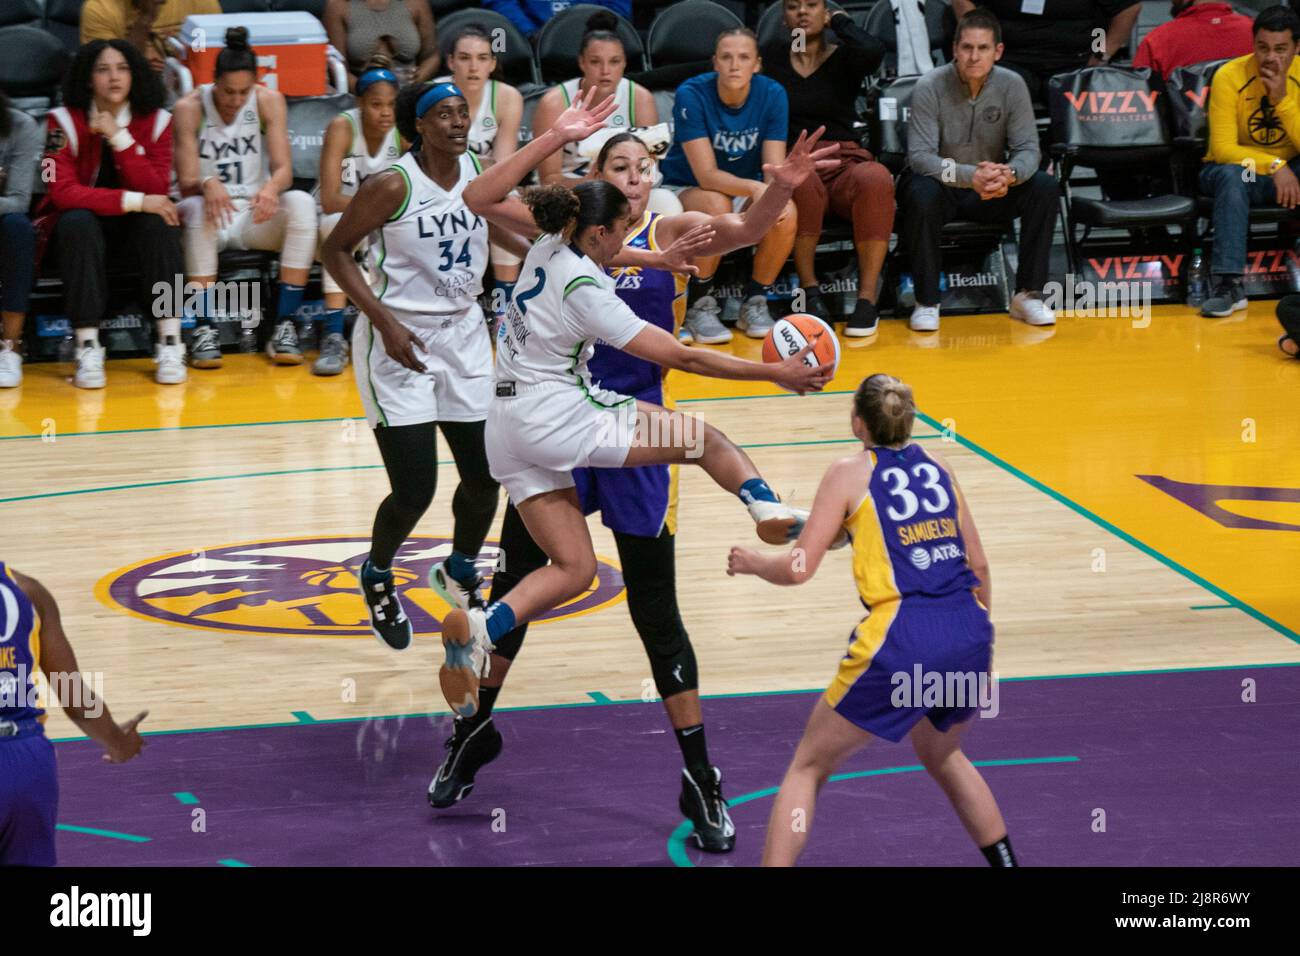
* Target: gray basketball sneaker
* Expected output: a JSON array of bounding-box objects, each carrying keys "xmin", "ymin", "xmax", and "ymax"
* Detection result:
[
  {"xmin": 682, "ymin": 295, "xmax": 732, "ymax": 344},
  {"xmin": 312, "ymin": 332, "xmax": 350, "ymax": 376},
  {"xmin": 735, "ymin": 295, "xmax": 775, "ymax": 338},
  {"xmin": 188, "ymin": 324, "xmax": 223, "ymax": 369},
  {"xmin": 267, "ymin": 319, "xmax": 303, "ymax": 365}
]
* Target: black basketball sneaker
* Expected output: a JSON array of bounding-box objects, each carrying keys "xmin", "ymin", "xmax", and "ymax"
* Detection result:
[
  {"xmin": 427, "ymin": 716, "xmax": 503, "ymax": 808},
  {"xmin": 358, "ymin": 559, "xmax": 413, "ymax": 651},
  {"xmin": 679, "ymin": 765, "xmax": 736, "ymax": 853}
]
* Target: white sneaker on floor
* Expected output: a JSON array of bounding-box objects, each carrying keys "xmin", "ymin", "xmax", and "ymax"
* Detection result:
[
  {"xmin": 909, "ymin": 305, "xmax": 940, "ymax": 332},
  {"xmin": 1009, "ymin": 291, "xmax": 1056, "ymax": 327},
  {"xmin": 154, "ymin": 342, "xmax": 188, "ymax": 384},
  {"xmin": 73, "ymin": 344, "xmax": 106, "ymax": 389},
  {"xmin": 0, "ymin": 342, "xmax": 21, "ymax": 388}
]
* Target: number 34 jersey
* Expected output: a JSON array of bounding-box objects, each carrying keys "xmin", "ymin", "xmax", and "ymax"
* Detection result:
[
  {"xmin": 846, "ymin": 444, "xmax": 981, "ymax": 608},
  {"xmin": 369, "ymin": 150, "xmax": 488, "ymax": 327}
]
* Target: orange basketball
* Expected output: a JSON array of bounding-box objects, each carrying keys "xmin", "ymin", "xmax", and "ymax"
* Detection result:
[{"xmin": 761, "ymin": 314, "xmax": 840, "ymax": 390}]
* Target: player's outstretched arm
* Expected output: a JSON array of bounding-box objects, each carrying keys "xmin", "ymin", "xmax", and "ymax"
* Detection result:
[
  {"xmin": 622, "ymin": 323, "xmax": 833, "ymax": 394},
  {"xmin": 463, "ymin": 85, "xmax": 617, "ymax": 236},
  {"xmin": 11, "ymin": 570, "xmax": 147, "ymax": 764},
  {"xmin": 655, "ymin": 127, "xmax": 840, "ymax": 259},
  {"xmin": 728, "ymin": 459, "xmax": 854, "ymax": 584}
]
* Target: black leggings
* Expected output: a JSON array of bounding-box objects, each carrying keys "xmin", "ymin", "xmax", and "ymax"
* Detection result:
[
  {"xmin": 489, "ymin": 500, "xmax": 699, "ymax": 698},
  {"xmin": 368, "ymin": 419, "xmax": 499, "ymax": 568}
]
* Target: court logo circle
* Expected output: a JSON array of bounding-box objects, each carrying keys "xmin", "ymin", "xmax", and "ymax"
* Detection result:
[{"xmin": 97, "ymin": 536, "xmax": 624, "ymax": 638}]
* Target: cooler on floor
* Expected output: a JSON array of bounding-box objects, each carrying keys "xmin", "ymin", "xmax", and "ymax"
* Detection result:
[{"xmin": 179, "ymin": 12, "xmax": 330, "ymax": 97}]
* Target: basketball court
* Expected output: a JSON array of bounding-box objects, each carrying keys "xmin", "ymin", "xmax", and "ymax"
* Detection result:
[{"xmin": 3, "ymin": 302, "xmax": 1298, "ymax": 866}]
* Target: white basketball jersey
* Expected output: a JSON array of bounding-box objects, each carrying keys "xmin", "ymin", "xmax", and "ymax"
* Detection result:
[
  {"xmin": 559, "ymin": 78, "xmax": 634, "ymax": 178},
  {"xmin": 197, "ymin": 84, "xmax": 268, "ymax": 200},
  {"xmin": 494, "ymin": 234, "xmax": 647, "ymax": 392},
  {"xmin": 340, "ymin": 108, "xmax": 402, "ymax": 197},
  {"xmin": 371, "ymin": 150, "xmax": 488, "ymax": 324}
]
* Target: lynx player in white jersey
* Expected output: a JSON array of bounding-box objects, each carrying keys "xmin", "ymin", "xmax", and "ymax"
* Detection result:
[
  {"xmin": 438, "ymin": 23, "xmax": 526, "ymax": 327},
  {"xmin": 315, "ymin": 60, "xmax": 403, "ymax": 376},
  {"xmin": 173, "ymin": 27, "xmax": 318, "ymax": 370},
  {"xmin": 432, "ymin": 88, "xmax": 839, "ymax": 721},
  {"xmin": 531, "ymin": 11, "xmax": 681, "ymax": 217},
  {"xmin": 321, "ymin": 81, "xmax": 533, "ymax": 654}
]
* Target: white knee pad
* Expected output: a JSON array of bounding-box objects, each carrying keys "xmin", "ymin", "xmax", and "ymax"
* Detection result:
[
  {"xmin": 490, "ymin": 241, "xmax": 521, "ymax": 269},
  {"xmin": 319, "ymin": 211, "xmax": 344, "ymax": 295},
  {"xmin": 278, "ymin": 189, "xmax": 319, "ymax": 272},
  {"xmin": 179, "ymin": 194, "xmax": 220, "ymax": 277}
]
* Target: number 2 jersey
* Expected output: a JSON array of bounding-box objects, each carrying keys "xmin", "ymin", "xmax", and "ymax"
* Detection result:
[
  {"xmin": 847, "ymin": 444, "xmax": 981, "ymax": 608},
  {"xmin": 369, "ymin": 149, "xmax": 488, "ymax": 326}
]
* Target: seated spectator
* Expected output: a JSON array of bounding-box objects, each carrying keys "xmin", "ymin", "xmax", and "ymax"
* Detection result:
[
  {"xmin": 1133, "ymin": 0, "xmax": 1253, "ymax": 80},
  {"xmin": 81, "ymin": 0, "xmax": 222, "ymax": 73},
  {"xmin": 762, "ymin": 0, "xmax": 893, "ymax": 337},
  {"xmin": 897, "ymin": 8, "xmax": 1058, "ymax": 331},
  {"xmin": 0, "ymin": 91, "xmax": 41, "ymax": 389},
  {"xmin": 437, "ymin": 23, "xmax": 525, "ymax": 328},
  {"xmin": 531, "ymin": 13, "xmax": 676, "ymax": 212},
  {"xmin": 316, "ymin": 55, "xmax": 403, "ymax": 377},
  {"xmin": 484, "ymin": 0, "xmax": 632, "ymax": 40},
  {"xmin": 953, "ymin": 0, "xmax": 1140, "ymax": 106},
  {"xmin": 324, "ymin": 0, "xmax": 440, "ymax": 90},
  {"xmin": 659, "ymin": 28, "xmax": 798, "ymax": 343},
  {"xmin": 34, "ymin": 39, "xmax": 186, "ymax": 389},
  {"xmin": 1198, "ymin": 6, "xmax": 1300, "ymax": 318},
  {"xmin": 172, "ymin": 27, "xmax": 319, "ymax": 369}
]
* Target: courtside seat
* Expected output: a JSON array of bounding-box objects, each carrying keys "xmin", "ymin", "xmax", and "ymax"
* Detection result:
[
  {"xmin": 1047, "ymin": 65, "xmax": 1196, "ymax": 272},
  {"xmin": 645, "ymin": 0, "xmax": 743, "ymax": 70},
  {"xmin": 863, "ymin": 0, "xmax": 951, "ymax": 78},
  {"xmin": 0, "ymin": 26, "xmax": 70, "ymax": 119},
  {"xmin": 0, "ymin": 0, "xmax": 42, "ymax": 31},
  {"xmin": 536, "ymin": 4, "xmax": 645, "ymax": 85},
  {"xmin": 436, "ymin": 8, "xmax": 538, "ymax": 89},
  {"xmin": 43, "ymin": 0, "xmax": 85, "ymax": 56}
]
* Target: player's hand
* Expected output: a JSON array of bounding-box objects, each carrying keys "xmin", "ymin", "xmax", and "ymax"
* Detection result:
[
  {"xmin": 103, "ymin": 710, "xmax": 148, "ymax": 764},
  {"xmin": 378, "ymin": 318, "xmax": 427, "ymax": 373},
  {"xmin": 655, "ymin": 221, "xmax": 716, "ymax": 275},
  {"xmin": 726, "ymin": 546, "xmax": 761, "ymax": 577},
  {"xmin": 250, "ymin": 185, "xmax": 280, "ymax": 225},
  {"xmin": 551, "ymin": 84, "xmax": 617, "ymax": 143},
  {"xmin": 1275, "ymin": 164, "xmax": 1300, "ymax": 208},
  {"xmin": 203, "ymin": 177, "xmax": 236, "ymax": 229},
  {"xmin": 141, "ymin": 194, "xmax": 178, "ymax": 225},
  {"xmin": 764, "ymin": 126, "xmax": 841, "ymax": 191},
  {"xmin": 774, "ymin": 339, "xmax": 834, "ymax": 394}
]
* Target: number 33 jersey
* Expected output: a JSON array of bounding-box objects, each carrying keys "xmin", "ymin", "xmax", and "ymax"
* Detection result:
[
  {"xmin": 369, "ymin": 150, "xmax": 488, "ymax": 326},
  {"xmin": 847, "ymin": 445, "xmax": 980, "ymax": 607}
]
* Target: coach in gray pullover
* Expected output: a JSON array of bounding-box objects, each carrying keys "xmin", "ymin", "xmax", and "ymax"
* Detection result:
[
  {"xmin": 0, "ymin": 91, "xmax": 41, "ymax": 388},
  {"xmin": 897, "ymin": 7, "xmax": 1058, "ymax": 332}
]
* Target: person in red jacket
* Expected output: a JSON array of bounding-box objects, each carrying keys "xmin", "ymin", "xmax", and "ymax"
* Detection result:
[
  {"xmin": 36, "ymin": 39, "xmax": 186, "ymax": 388},
  {"xmin": 1133, "ymin": 0, "xmax": 1253, "ymax": 80}
]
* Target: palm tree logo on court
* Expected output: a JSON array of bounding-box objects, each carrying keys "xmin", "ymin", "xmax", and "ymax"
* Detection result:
[{"xmin": 98, "ymin": 537, "xmax": 625, "ymax": 637}]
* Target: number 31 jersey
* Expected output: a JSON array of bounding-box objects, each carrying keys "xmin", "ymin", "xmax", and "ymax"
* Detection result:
[
  {"xmin": 197, "ymin": 84, "xmax": 268, "ymax": 199},
  {"xmin": 846, "ymin": 444, "xmax": 980, "ymax": 608},
  {"xmin": 370, "ymin": 150, "xmax": 488, "ymax": 326}
]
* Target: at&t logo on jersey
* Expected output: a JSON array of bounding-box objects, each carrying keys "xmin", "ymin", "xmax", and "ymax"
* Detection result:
[{"xmin": 909, "ymin": 542, "xmax": 963, "ymax": 570}]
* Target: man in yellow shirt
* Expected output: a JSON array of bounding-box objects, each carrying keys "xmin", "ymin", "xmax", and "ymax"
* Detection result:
[
  {"xmin": 1200, "ymin": 5, "xmax": 1300, "ymax": 317},
  {"xmin": 81, "ymin": 0, "xmax": 222, "ymax": 73}
]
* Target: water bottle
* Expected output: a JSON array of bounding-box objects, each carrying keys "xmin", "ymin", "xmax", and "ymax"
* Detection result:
[
  {"xmin": 239, "ymin": 322, "xmax": 257, "ymax": 353},
  {"xmin": 296, "ymin": 316, "xmax": 317, "ymax": 352},
  {"xmin": 1186, "ymin": 248, "xmax": 1207, "ymax": 308},
  {"xmin": 939, "ymin": 271, "xmax": 949, "ymax": 293}
]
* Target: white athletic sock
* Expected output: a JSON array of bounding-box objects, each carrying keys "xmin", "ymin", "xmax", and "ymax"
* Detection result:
[
  {"xmin": 156, "ymin": 317, "xmax": 181, "ymax": 344},
  {"xmin": 76, "ymin": 328, "xmax": 100, "ymax": 349}
]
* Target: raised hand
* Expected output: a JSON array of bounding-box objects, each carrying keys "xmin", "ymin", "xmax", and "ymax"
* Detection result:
[
  {"xmin": 764, "ymin": 126, "xmax": 841, "ymax": 191},
  {"xmin": 655, "ymin": 221, "xmax": 716, "ymax": 275},
  {"xmin": 550, "ymin": 83, "xmax": 618, "ymax": 144}
]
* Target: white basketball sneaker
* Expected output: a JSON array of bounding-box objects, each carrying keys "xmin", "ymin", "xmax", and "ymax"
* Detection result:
[
  {"xmin": 154, "ymin": 342, "xmax": 188, "ymax": 384},
  {"xmin": 73, "ymin": 343, "xmax": 106, "ymax": 389},
  {"xmin": 746, "ymin": 499, "xmax": 850, "ymax": 549},
  {"xmin": 1009, "ymin": 291, "xmax": 1056, "ymax": 327},
  {"xmin": 0, "ymin": 341, "xmax": 21, "ymax": 388},
  {"xmin": 439, "ymin": 607, "xmax": 493, "ymax": 718},
  {"xmin": 909, "ymin": 305, "xmax": 940, "ymax": 332}
]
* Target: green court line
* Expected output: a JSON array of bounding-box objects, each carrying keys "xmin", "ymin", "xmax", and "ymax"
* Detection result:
[
  {"xmin": 173, "ymin": 791, "xmax": 200, "ymax": 805},
  {"xmin": 218, "ymin": 858, "xmax": 252, "ymax": 867},
  {"xmin": 1191, "ymin": 604, "xmax": 1235, "ymax": 611},
  {"xmin": 665, "ymin": 756, "xmax": 1081, "ymax": 868},
  {"xmin": 56, "ymin": 823, "xmax": 151, "ymax": 843},
  {"xmin": 46, "ymin": 662, "xmax": 1300, "ymax": 743},
  {"xmin": 586, "ymin": 692, "xmax": 613, "ymax": 704},
  {"xmin": 0, "ymin": 415, "xmax": 367, "ymax": 442},
  {"xmin": 915, "ymin": 411, "xmax": 1300, "ymax": 647},
  {"xmin": 291, "ymin": 711, "xmax": 318, "ymax": 723},
  {"xmin": 0, "ymin": 437, "xmax": 928, "ymax": 505}
]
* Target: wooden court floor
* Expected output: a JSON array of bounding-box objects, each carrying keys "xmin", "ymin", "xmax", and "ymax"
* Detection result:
[{"xmin": 2, "ymin": 301, "xmax": 1298, "ymax": 740}]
